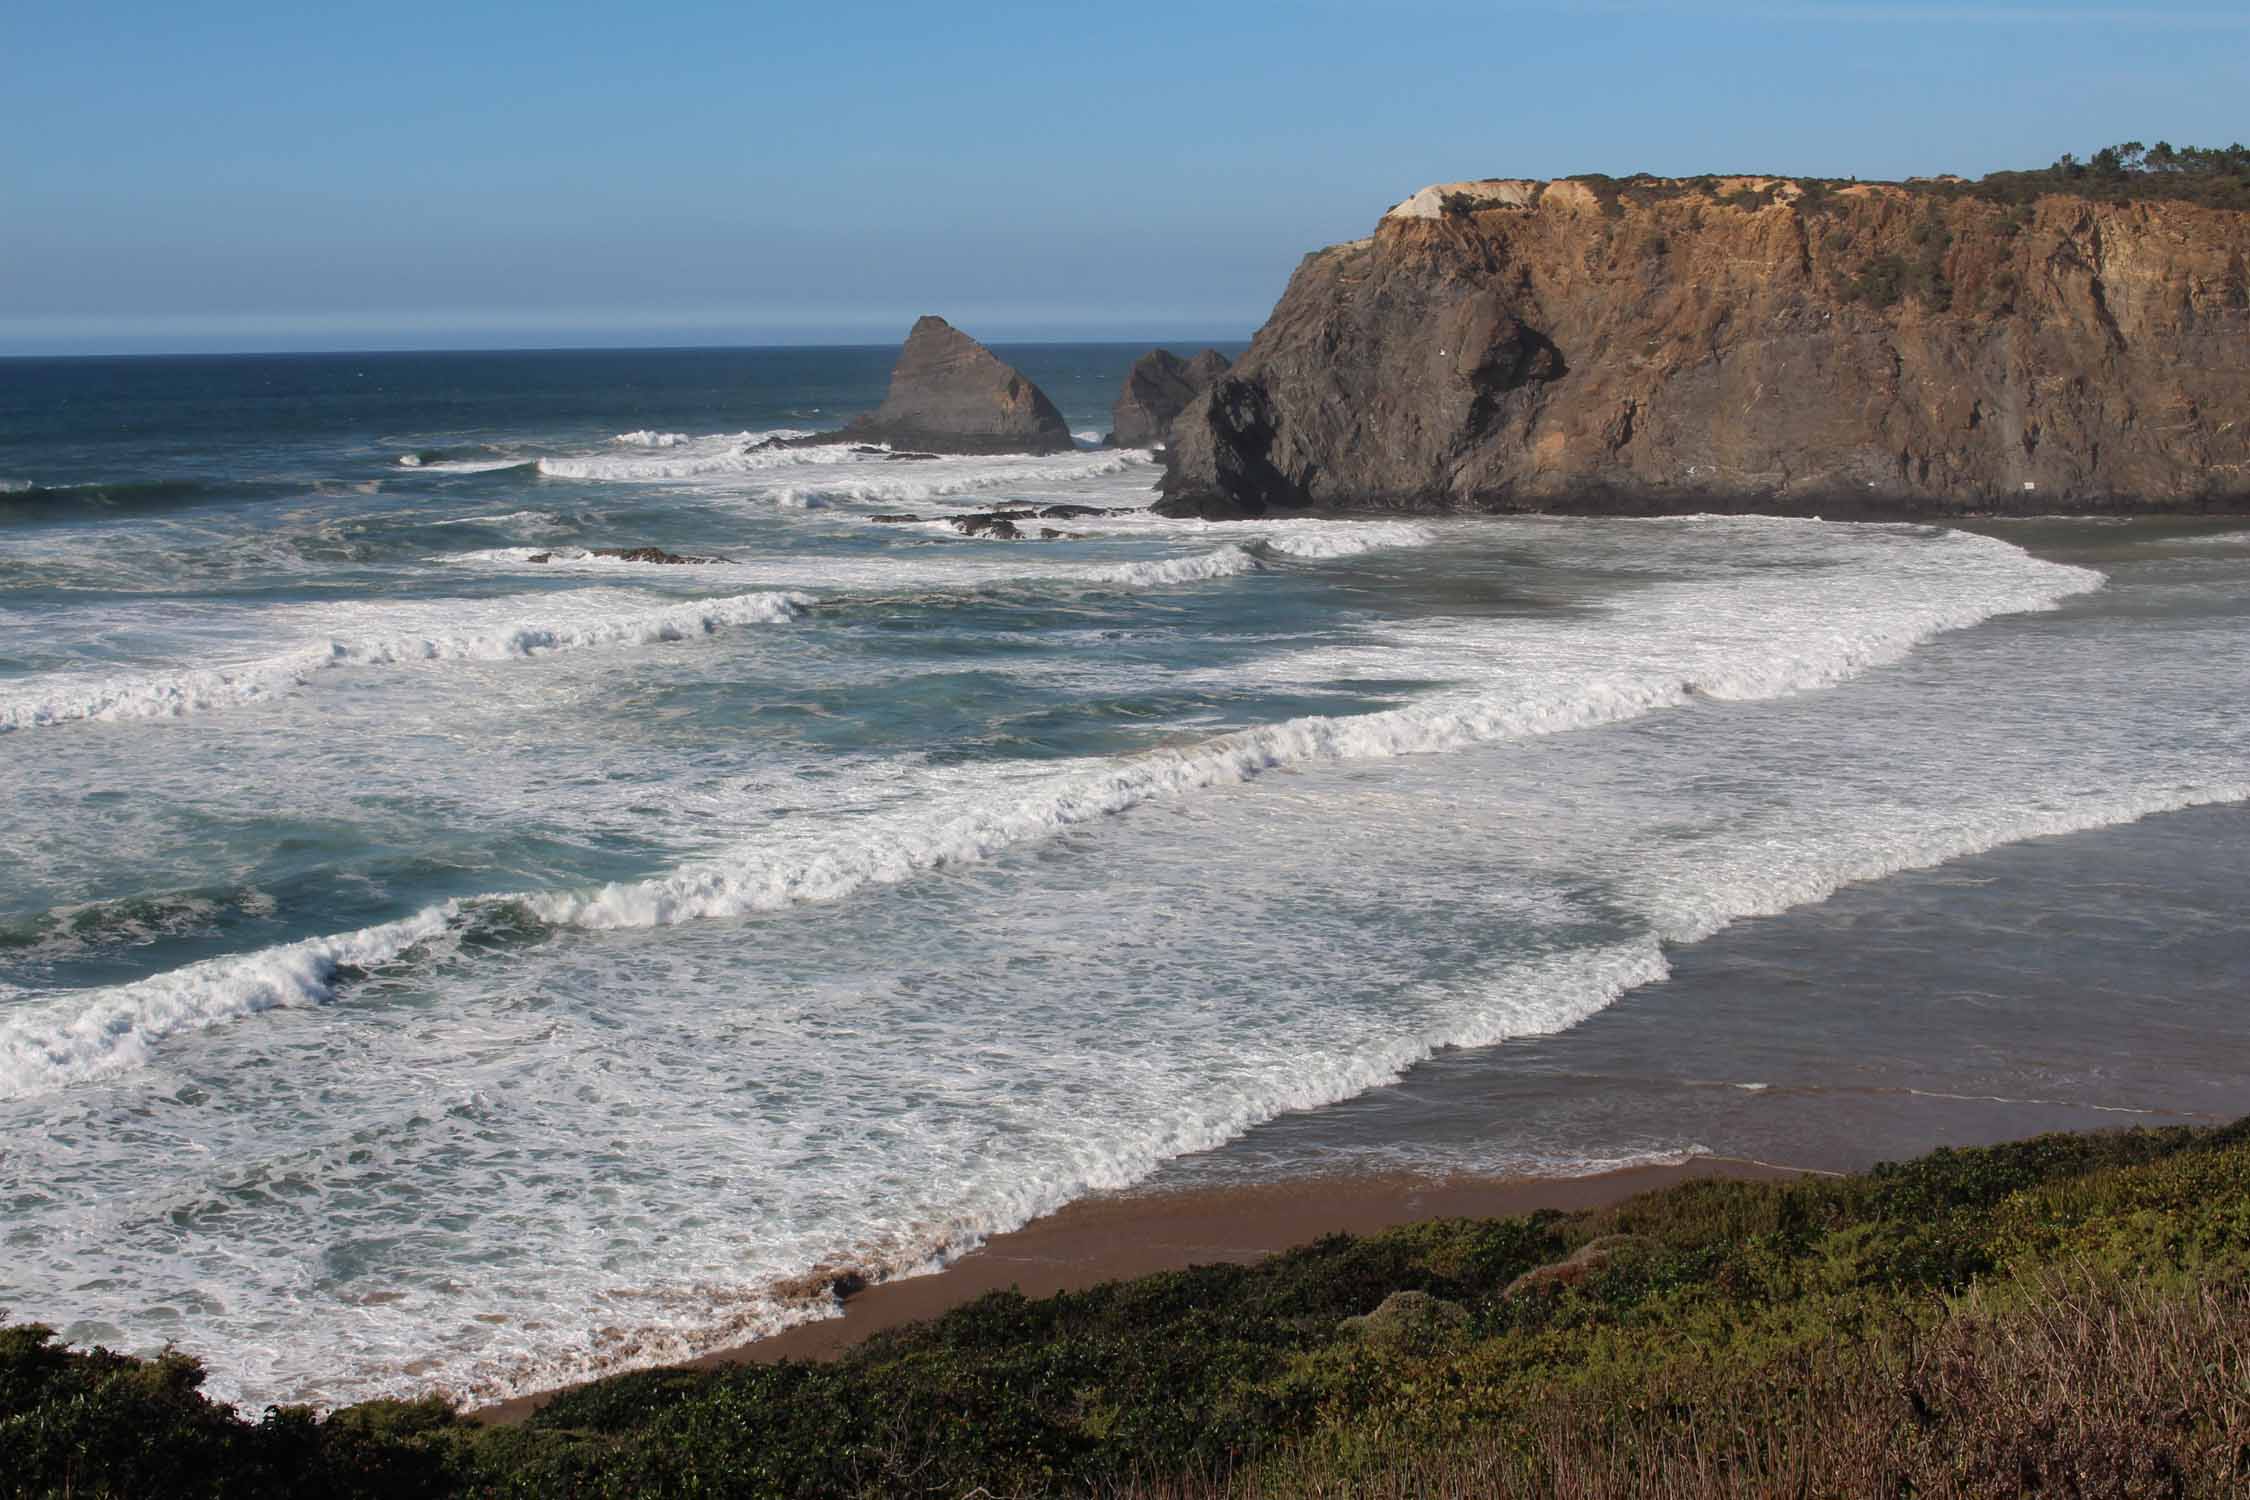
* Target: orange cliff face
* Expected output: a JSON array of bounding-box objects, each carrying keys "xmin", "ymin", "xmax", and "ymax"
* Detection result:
[{"xmin": 1159, "ymin": 177, "xmax": 2250, "ymax": 517}]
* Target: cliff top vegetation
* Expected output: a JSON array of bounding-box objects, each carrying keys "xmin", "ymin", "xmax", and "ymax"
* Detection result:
[
  {"xmin": 1550, "ymin": 141, "xmax": 2250, "ymax": 218},
  {"xmin": 1969, "ymin": 139, "xmax": 2250, "ymax": 209}
]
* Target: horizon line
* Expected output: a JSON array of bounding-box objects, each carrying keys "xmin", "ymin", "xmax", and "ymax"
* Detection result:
[{"xmin": 0, "ymin": 332, "xmax": 1261, "ymax": 363}]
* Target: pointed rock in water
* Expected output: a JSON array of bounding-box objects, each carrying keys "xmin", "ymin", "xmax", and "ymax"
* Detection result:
[
  {"xmin": 1105, "ymin": 347, "xmax": 1233, "ymax": 448},
  {"xmin": 832, "ymin": 316, "xmax": 1075, "ymax": 455}
]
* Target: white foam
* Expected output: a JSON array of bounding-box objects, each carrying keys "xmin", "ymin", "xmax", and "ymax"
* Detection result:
[
  {"xmin": 2, "ymin": 527, "xmax": 2101, "ymax": 1098},
  {"xmin": 527, "ymin": 531, "xmax": 2103, "ymax": 931},
  {"xmin": 762, "ymin": 451, "xmax": 1152, "ymax": 509},
  {"xmin": 534, "ymin": 431, "xmax": 1157, "ymax": 510},
  {"xmin": 439, "ymin": 541, "xmax": 1271, "ymax": 596},
  {"xmin": 0, "ymin": 904, "xmax": 460, "ymax": 1099},
  {"xmin": 1262, "ymin": 522, "xmax": 1438, "ymax": 558},
  {"xmin": 1071, "ymin": 545, "xmax": 1264, "ymax": 587},
  {"xmin": 612, "ymin": 431, "xmax": 690, "ymax": 447},
  {"xmin": 418, "ymin": 458, "xmax": 534, "ymax": 475},
  {"xmin": 428, "ymin": 510, "xmax": 556, "ymax": 528},
  {"xmin": 0, "ymin": 590, "xmax": 811, "ymax": 730},
  {"xmin": 1061, "ymin": 512, "xmax": 1440, "ymax": 560},
  {"xmin": 532, "ymin": 430, "xmax": 817, "ymax": 481}
]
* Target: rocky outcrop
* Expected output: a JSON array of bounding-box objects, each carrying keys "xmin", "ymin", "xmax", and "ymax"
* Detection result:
[
  {"xmin": 832, "ymin": 316, "xmax": 1074, "ymax": 455},
  {"xmin": 1105, "ymin": 347, "xmax": 1233, "ymax": 448},
  {"xmin": 1336, "ymin": 1290, "xmax": 1471, "ymax": 1354},
  {"xmin": 1161, "ymin": 177, "xmax": 2250, "ymax": 517},
  {"xmin": 525, "ymin": 546, "xmax": 726, "ymax": 564}
]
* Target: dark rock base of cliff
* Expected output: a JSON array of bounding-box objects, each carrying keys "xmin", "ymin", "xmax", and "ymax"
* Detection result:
[{"xmin": 1152, "ymin": 483, "xmax": 2250, "ymax": 524}]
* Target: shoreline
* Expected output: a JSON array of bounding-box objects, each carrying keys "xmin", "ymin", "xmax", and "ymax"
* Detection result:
[{"xmin": 475, "ymin": 1154, "xmax": 1806, "ymax": 1426}]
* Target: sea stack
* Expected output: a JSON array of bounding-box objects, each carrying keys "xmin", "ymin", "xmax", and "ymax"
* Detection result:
[
  {"xmin": 1160, "ymin": 176, "xmax": 2250, "ymax": 518},
  {"xmin": 835, "ymin": 315, "xmax": 1075, "ymax": 455},
  {"xmin": 1105, "ymin": 348, "xmax": 1233, "ymax": 448}
]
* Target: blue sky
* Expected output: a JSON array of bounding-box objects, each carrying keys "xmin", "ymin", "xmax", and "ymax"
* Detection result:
[{"xmin": 5, "ymin": 0, "xmax": 2244, "ymax": 353}]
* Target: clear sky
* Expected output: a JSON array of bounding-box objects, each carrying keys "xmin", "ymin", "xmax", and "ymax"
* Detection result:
[{"xmin": 5, "ymin": 0, "xmax": 2244, "ymax": 354}]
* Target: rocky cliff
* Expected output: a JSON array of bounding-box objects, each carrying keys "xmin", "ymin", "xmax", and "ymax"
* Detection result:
[
  {"xmin": 835, "ymin": 316, "xmax": 1075, "ymax": 455},
  {"xmin": 1160, "ymin": 177, "xmax": 2250, "ymax": 517}
]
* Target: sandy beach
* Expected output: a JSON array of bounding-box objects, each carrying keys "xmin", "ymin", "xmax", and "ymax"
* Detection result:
[{"xmin": 475, "ymin": 1155, "xmax": 1805, "ymax": 1425}]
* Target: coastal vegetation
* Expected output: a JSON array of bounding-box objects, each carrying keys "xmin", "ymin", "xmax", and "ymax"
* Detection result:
[
  {"xmin": 1577, "ymin": 140, "xmax": 2250, "ymax": 215},
  {"xmin": 6, "ymin": 1118, "xmax": 2249, "ymax": 1496}
]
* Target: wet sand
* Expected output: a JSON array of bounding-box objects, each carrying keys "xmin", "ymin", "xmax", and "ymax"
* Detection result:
[{"xmin": 476, "ymin": 1154, "xmax": 1803, "ymax": 1426}]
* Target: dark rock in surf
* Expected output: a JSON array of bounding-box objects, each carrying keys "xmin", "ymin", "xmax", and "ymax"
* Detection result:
[
  {"xmin": 525, "ymin": 546, "xmax": 725, "ymax": 565},
  {"xmin": 951, "ymin": 514, "xmax": 1025, "ymax": 539},
  {"xmin": 869, "ymin": 513, "xmax": 924, "ymax": 524},
  {"xmin": 1105, "ymin": 348, "xmax": 1233, "ymax": 449}
]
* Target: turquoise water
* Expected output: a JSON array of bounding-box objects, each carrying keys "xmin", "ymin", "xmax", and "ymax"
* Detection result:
[{"xmin": 3, "ymin": 349, "xmax": 2246, "ymax": 1409}]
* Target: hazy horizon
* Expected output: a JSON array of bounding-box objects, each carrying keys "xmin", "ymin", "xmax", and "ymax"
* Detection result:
[
  {"xmin": 0, "ymin": 329, "xmax": 1260, "ymax": 360},
  {"xmin": 9, "ymin": 0, "xmax": 2243, "ymax": 357}
]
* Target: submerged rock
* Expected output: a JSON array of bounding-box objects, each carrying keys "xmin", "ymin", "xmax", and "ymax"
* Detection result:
[
  {"xmin": 1105, "ymin": 347, "xmax": 1233, "ymax": 449},
  {"xmin": 868, "ymin": 513, "xmax": 924, "ymax": 524},
  {"xmin": 825, "ymin": 316, "xmax": 1075, "ymax": 456}
]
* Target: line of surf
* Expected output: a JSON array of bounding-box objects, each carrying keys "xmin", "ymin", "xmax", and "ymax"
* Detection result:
[
  {"xmin": 0, "ymin": 590, "xmax": 812, "ymax": 731},
  {"xmin": 0, "ymin": 529, "xmax": 2124, "ymax": 1100},
  {"xmin": 387, "ymin": 772, "xmax": 2250, "ymax": 1409}
]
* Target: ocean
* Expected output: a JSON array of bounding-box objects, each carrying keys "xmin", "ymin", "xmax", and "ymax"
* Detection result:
[{"xmin": 2, "ymin": 346, "xmax": 2245, "ymax": 1411}]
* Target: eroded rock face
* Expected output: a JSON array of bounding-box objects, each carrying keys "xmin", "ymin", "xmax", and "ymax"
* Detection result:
[
  {"xmin": 836, "ymin": 316, "xmax": 1075, "ymax": 455},
  {"xmin": 1161, "ymin": 179, "xmax": 2250, "ymax": 517},
  {"xmin": 1105, "ymin": 348, "xmax": 1233, "ymax": 449}
]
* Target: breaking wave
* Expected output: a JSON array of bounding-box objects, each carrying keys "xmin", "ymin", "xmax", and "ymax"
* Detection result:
[
  {"xmin": 533, "ymin": 431, "xmax": 816, "ymax": 481},
  {"xmin": 1072, "ymin": 545, "xmax": 1264, "ymax": 587},
  {"xmin": 0, "ymin": 590, "xmax": 811, "ymax": 731},
  {"xmin": 0, "ymin": 528, "xmax": 2150, "ymax": 1110}
]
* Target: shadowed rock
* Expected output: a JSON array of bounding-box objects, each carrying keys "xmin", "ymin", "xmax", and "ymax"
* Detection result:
[
  {"xmin": 829, "ymin": 316, "xmax": 1075, "ymax": 455},
  {"xmin": 1105, "ymin": 347, "xmax": 1233, "ymax": 449}
]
